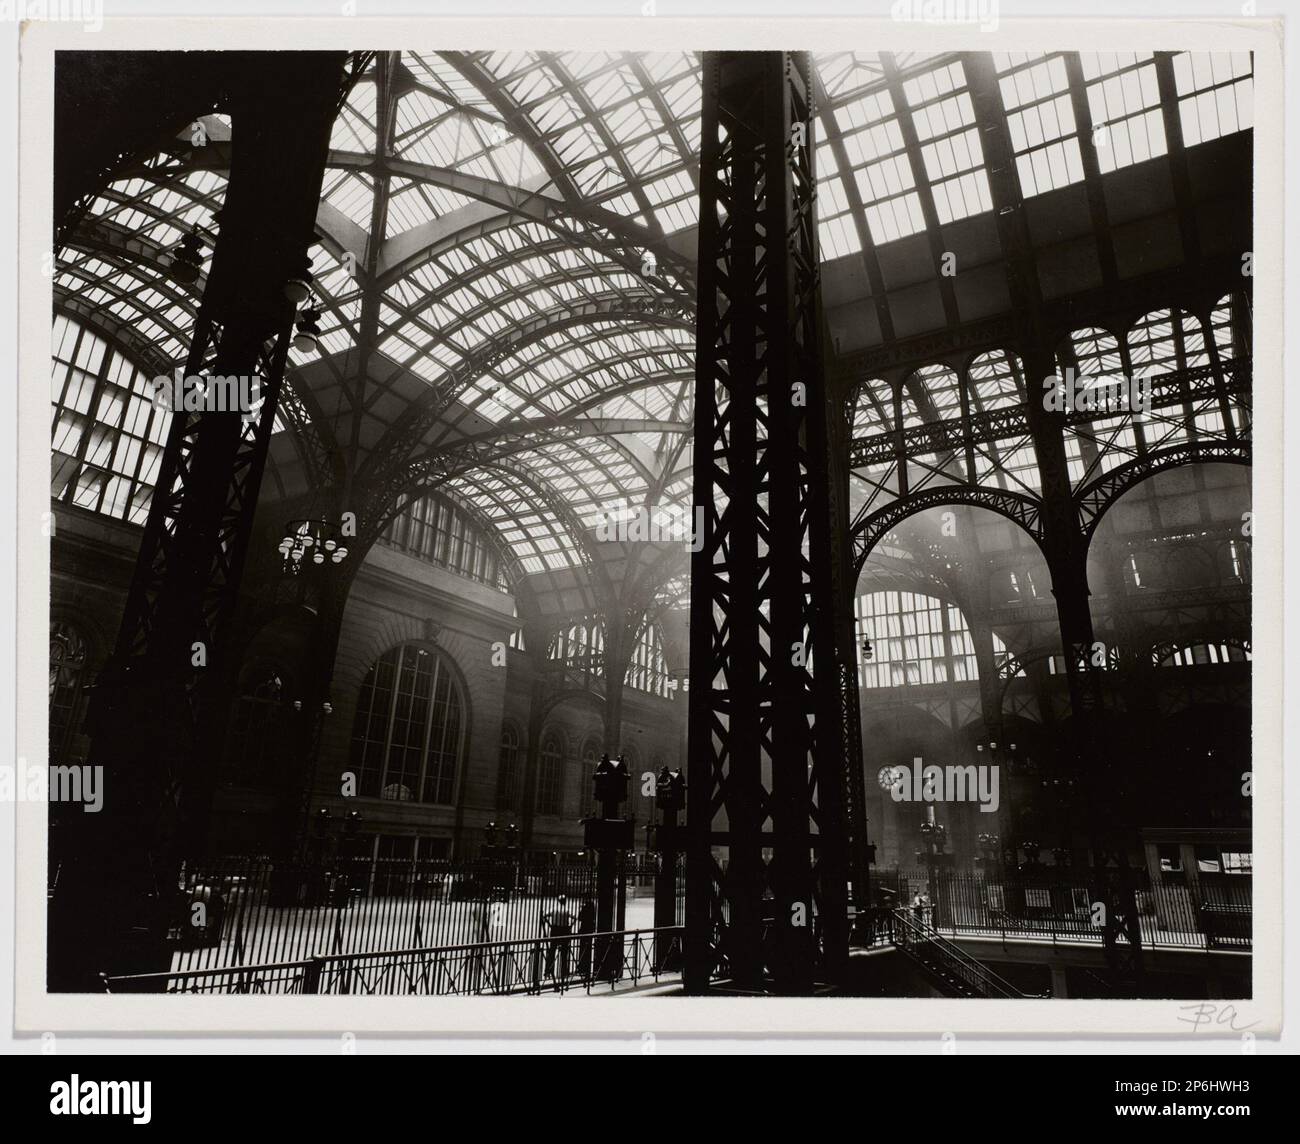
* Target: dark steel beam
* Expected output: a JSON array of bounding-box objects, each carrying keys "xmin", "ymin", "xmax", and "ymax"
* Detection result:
[
  {"xmin": 51, "ymin": 52, "xmax": 351, "ymax": 992},
  {"xmin": 686, "ymin": 52, "xmax": 854, "ymax": 995}
]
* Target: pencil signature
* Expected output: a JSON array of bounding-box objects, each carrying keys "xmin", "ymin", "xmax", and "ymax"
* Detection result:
[{"xmin": 1176, "ymin": 1002, "xmax": 1259, "ymax": 1033}]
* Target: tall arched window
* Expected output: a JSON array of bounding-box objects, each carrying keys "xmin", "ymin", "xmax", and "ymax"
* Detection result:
[
  {"xmin": 966, "ymin": 349, "xmax": 1040, "ymax": 494},
  {"xmin": 1127, "ymin": 308, "xmax": 1218, "ymax": 450},
  {"xmin": 1061, "ymin": 324, "xmax": 1132, "ymax": 483},
  {"xmin": 349, "ymin": 644, "xmax": 465, "ymax": 805},
  {"xmin": 49, "ymin": 620, "xmax": 89, "ymax": 766},
  {"xmin": 536, "ymin": 733, "xmax": 563, "ymax": 816},
  {"xmin": 854, "ymin": 590, "xmax": 1013, "ymax": 688},
  {"xmin": 626, "ymin": 623, "xmax": 671, "ymax": 697},
  {"xmin": 550, "ymin": 618, "xmax": 604, "ymax": 674},
  {"xmin": 380, "ymin": 490, "xmax": 508, "ymax": 589},
  {"xmin": 497, "ymin": 724, "xmax": 520, "ymax": 812},
  {"xmin": 50, "ymin": 315, "xmax": 173, "ymax": 524}
]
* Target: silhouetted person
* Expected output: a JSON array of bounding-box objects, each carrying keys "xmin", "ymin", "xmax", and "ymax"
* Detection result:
[{"xmin": 541, "ymin": 894, "xmax": 576, "ymax": 979}]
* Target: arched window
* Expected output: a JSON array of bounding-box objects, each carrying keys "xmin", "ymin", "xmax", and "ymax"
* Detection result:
[
  {"xmin": 1161, "ymin": 641, "xmax": 1251, "ymax": 668},
  {"xmin": 1212, "ymin": 292, "xmax": 1251, "ymax": 363},
  {"xmin": 907, "ymin": 363, "xmax": 962, "ymax": 422},
  {"xmin": 626, "ymin": 623, "xmax": 671, "ymax": 697},
  {"xmin": 551, "ymin": 616, "xmax": 671, "ymax": 698},
  {"xmin": 1060, "ymin": 325, "xmax": 1133, "ymax": 484},
  {"xmin": 380, "ymin": 490, "xmax": 508, "ymax": 589},
  {"xmin": 497, "ymin": 724, "xmax": 520, "ymax": 811},
  {"xmin": 536, "ymin": 733, "xmax": 563, "ymax": 816},
  {"xmin": 1129, "ymin": 308, "xmax": 1210, "ymax": 371},
  {"xmin": 550, "ymin": 617, "xmax": 604, "ymax": 673},
  {"xmin": 1211, "ymin": 293, "xmax": 1251, "ymax": 438},
  {"xmin": 853, "ymin": 590, "xmax": 1013, "ymax": 689},
  {"xmin": 50, "ymin": 315, "xmax": 173, "ymax": 524},
  {"xmin": 852, "ymin": 377, "xmax": 891, "ymax": 438},
  {"xmin": 850, "ymin": 377, "xmax": 896, "ymax": 490},
  {"xmin": 1127, "ymin": 308, "xmax": 1223, "ymax": 449},
  {"xmin": 966, "ymin": 349, "xmax": 1041, "ymax": 494},
  {"xmin": 49, "ymin": 620, "xmax": 88, "ymax": 766},
  {"xmin": 349, "ymin": 644, "xmax": 465, "ymax": 805},
  {"xmin": 225, "ymin": 670, "xmax": 288, "ymax": 788}
]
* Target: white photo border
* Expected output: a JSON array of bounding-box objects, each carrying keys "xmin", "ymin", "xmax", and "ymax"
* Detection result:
[{"xmin": 13, "ymin": 12, "xmax": 1284, "ymax": 1038}]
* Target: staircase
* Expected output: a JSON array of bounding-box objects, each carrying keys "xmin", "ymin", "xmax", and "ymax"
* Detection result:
[{"xmin": 891, "ymin": 909, "xmax": 1027, "ymax": 998}]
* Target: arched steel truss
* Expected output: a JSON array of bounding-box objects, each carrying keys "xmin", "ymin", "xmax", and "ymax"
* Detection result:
[
  {"xmin": 853, "ymin": 484, "xmax": 1046, "ymax": 573},
  {"xmin": 56, "ymin": 49, "xmax": 1256, "ymax": 634},
  {"xmin": 1076, "ymin": 443, "xmax": 1252, "ymax": 544}
]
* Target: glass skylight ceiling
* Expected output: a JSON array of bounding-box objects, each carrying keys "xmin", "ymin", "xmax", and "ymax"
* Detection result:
[
  {"xmin": 1083, "ymin": 53, "xmax": 1167, "ymax": 175},
  {"xmin": 1173, "ymin": 52, "xmax": 1253, "ymax": 145},
  {"xmin": 55, "ymin": 49, "xmax": 1254, "ymax": 595},
  {"xmin": 997, "ymin": 54, "xmax": 1084, "ymax": 196}
]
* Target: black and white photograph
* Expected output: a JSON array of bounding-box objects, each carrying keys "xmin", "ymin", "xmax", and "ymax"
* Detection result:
[{"xmin": 6, "ymin": 10, "xmax": 1289, "ymax": 1059}]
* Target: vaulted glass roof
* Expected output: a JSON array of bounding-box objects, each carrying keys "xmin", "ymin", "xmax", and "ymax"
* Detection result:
[{"xmin": 53, "ymin": 49, "xmax": 1254, "ymax": 612}]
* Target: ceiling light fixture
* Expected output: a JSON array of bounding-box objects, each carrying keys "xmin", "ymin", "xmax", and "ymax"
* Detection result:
[
  {"xmin": 169, "ymin": 230, "xmax": 205, "ymax": 285},
  {"xmin": 293, "ymin": 304, "xmax": 322, "ymax": 354},
  {"xmin": 284, "ymin": 254, "xmax": 313, "ymax": 305},
  {"xmin": 278, "ymin": 518, "xmax": 349, "ymax": 575}
]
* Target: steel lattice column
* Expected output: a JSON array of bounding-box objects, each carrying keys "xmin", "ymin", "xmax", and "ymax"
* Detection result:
[
  {"xmin": 824, "ymin": 356, "xmax": 872, "ymax": 927},
  {"xmin": 49, "ymin": 54, "xmax": 351, "ymax": 991},
  {"xmin": 685, "ymin": 52, "xmax": 851, "ymax": 995}
]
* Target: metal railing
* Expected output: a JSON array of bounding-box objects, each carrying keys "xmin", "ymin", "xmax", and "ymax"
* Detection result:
[
  {"xmin": 875, "ymin": 869, "xmax": 1251, "ymax": 951},
  {"xmin": 891, "ymin": 908, "xmax": 1027, "ymax": 998},
  {"xmin": 850, "ymin": 905, "xmax": 897, "ymax": 949},
  {"xmin": 157, "ymin": 855, "xmax": 659, "ymax": 976},
  {"xmin": 102, "ymin": 927, "xmax": 685, "ymax": 997}
]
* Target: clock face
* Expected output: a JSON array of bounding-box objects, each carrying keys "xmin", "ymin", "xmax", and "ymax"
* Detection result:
[{"xmin": 877, "ymin": 766, "xmax": 905, "ymax": 791}]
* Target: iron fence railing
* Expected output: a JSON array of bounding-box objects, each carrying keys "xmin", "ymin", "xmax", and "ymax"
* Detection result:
[
  {"xmin": 102, "ymin": 927, "xmax": 685, "ymax": 996},
  {"xmin": 874, "ymin": 868, "xmax": 1251, "ymax": 951},
  {"xmin": 891, "ymin": 908, "xmax": 1029, "ymax": 998},
  {"xmin": 152, "ymin": 854, "xmax": 684, "ymax": 977}
]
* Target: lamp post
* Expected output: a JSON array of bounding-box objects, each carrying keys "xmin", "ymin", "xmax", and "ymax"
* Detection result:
[
  {"xmin": 917, "ymin": 806, "xmax": 948, "ymax": 928},
  {"xmin": 310, "ymin": 807, "xmax": 362, "ymax": 950},
  {"xmin": 1041, "ymin": 771, "xmax": 1079, "ymax": 865},
  {"xmin": 481, "ymin": 819, "xmax": 521, "ymax": 897},
  {"xmin": 976, "ymin": 831, "xmax": 1001, "ymax": 874},
  {"xmin": 649, "ymin": 766, "xmax": 685, "ymax": 970},
  {"xmin": 504, "ymin": 822, "xmax": 520, "ymax": 891},
  {"xmin": 976, "ymin": 737, "xmax": 1029, "ymax": 867},
  {"xmin": 1020, "ymin": 839, "xmax": 1042, "ymax": 873},
  {"xmin": 271, "ymin": 694, "xmax": 337, "ymax": 906},
  {"xmin": 310, "ymin": 806, "xmax": 336, "ymax": 906},
  {"xmin": 268, "ymin": 513, "xmax": 350, "ymax": 905},
  {"xmin": 584, "ymin": 754, "xmax": 633, "ymax": 979}
]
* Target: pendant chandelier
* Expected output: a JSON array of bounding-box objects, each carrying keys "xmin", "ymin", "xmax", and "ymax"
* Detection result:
[{"xmin": 278, "ymin": 518, "xmax": 349, "ymax": 575}]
